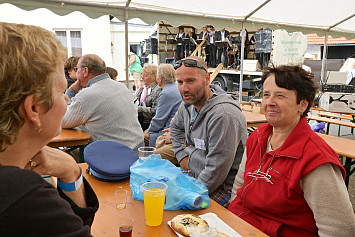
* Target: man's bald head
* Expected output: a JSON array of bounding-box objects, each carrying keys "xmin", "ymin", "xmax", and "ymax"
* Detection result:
[
  {"xmin": 183, "ymin": 56, "xmax": 208, "ymax": 76},
  {"xmin": 80, "ymin": 54, "xmax": 106, "ymax": 76}
]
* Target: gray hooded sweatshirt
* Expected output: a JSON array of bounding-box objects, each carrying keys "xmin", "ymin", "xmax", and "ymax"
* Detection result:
[{"xmin": 170, "ymin": 85, "xmax": 247, "ymax": 193}]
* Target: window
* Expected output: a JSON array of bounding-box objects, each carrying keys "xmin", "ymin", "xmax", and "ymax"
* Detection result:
[{"xmin": 54, "ymin": 30, "xmax": 82, "ymax": 57}]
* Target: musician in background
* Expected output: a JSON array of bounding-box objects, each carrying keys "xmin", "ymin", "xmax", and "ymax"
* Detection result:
[
  {"xmin": 238, "ymin": 28, "xmax": 250, "ymax": 60},
  {"xmin": 199, "ymin": 25, "xmax": 210, "ymax": 66},
  {"xmin": 199, "ymin": 25, "xmax": 209, "ymax": 40},
  {"xmin": 175, "ymin": 26, "xmax": 186, "ymax": 60},
  {"xmin": 207, "ymin": 26, "xmax": 217, "ymax": 68},
  {"xmin": 186, "ymin": 31, "xmax": 197, "ymax": 56},
  {"xmin": 216, "ymin": 28, "xmax": 230, "ymax": 68},
  {"xmin": 250, "ymin": 28, "xmax": 263, "ymax": 69}
]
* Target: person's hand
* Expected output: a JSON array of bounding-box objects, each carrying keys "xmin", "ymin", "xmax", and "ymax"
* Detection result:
[
  {"xmin": 162, "ymin": 128, "xmax": 170, "ymax": 133},
  {"xmin": 179, "ymin": 156, "xmax": 189, "ymax": 170},
  {"xmin": 163, "ymin": 131, "xmax": 171, "ymax": 144},
  {"xmin": 69, "ymin": 80, "xmax": 82, "ymax": 93},
  {"xmin": 144, "ymin": 129, "xmax": 149, "ymax": 134},
  {"xmin": 25, "ymin": 146, "xmax": 80, "ymax": 183}
]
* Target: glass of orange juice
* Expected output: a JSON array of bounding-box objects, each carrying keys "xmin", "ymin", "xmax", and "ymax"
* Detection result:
[{"xmin": 141, "ymin": 181, "xmax": 168, "ymax": 226}]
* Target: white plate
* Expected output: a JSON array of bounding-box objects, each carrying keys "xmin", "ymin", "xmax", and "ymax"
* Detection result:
[{"xmin": 167, "ymin": 212, "xmax": 242, "ymax": 237}]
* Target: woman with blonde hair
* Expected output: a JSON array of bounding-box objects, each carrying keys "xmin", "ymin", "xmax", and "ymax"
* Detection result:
[
  {"xmin": 0, "ymin": 22, "xmax": 98, "ymax": 236},
  {"xmin": 135, "ymin": 63, "xmax": 162, "ymax": 131},
  {"xmin": 144, "ymin": 64, "xmax": 182, "ymax": 147}
]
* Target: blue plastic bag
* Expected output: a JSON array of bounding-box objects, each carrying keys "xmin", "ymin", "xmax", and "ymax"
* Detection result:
[
  {"xmin": 311, "ymin": 122, "xmax": 325, "ymax": 133},
  {"xmin": 130, "ymin": 154, "xmax": 210, "ymax": 210}
]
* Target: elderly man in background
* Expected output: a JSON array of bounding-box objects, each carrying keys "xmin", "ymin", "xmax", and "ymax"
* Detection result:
[
  {"xmin": 62, "ymin": 54, "xmax": 144, "ymax": 152},
  {"xmin": 144, "ymin": 64, "xmax": 182, "ymax": 147},
  {"xmin": 170, "ymin": 56, "xmax": 247, "ymax": 206},
  {"xmin": 135, "ymin": 63, "xmax": 162, "ymax": 131}
]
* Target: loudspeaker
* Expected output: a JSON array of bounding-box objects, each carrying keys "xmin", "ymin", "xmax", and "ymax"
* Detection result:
[
  {"xmin": 146, "ymin": 37, "xmax": 158, "ymax": 55},
  {"xmin": 254, "ymin": 28, "xmax": 272, "ymax": 54}
]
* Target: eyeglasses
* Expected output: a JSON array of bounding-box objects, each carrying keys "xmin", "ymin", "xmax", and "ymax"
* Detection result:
[
  {"xmin": 73, "ymin": 66, "xmax": 86, "ymax": 72},
  {"xmin": 174, "ymin": 59, "xmax": 208, "ymax": 73}
]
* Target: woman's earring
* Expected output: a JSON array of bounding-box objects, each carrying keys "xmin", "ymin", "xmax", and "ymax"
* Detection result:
[{"xmin": 35, "ymin": 123, "xmax": 42, "ymax": 133}]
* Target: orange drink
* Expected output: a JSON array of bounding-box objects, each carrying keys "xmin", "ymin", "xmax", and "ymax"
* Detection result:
[{"xmin": 141, "ymin": 182, "xmax": 168, "ymax": 226}]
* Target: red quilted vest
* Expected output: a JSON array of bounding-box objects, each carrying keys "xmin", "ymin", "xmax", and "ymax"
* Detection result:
[{"xmin": 228, "ymin": 117, "xmax": 345, "ymax": 237}]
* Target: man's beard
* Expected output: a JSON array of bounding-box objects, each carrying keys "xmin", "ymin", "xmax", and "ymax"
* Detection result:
[{"xmin": 182, "ymin": 80, "xmax": 206, "ymax": 106}]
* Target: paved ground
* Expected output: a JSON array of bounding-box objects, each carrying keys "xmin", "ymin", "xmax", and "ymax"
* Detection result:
[{"xmin": 309, "ymin": 110, "xmax": 355, "ymax": 211}]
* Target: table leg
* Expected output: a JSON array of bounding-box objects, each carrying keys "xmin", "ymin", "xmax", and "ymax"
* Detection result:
[
  {"xmin": 344, "ymin": 157, "xmax": 355, "ymax": 190},
  {"xmin": 79, "ymin": 145, "xmax": 85, "ymax": 163},
  {"xmin": 326, "ymin": 122, "xmax": 330, "ymax": 135}
]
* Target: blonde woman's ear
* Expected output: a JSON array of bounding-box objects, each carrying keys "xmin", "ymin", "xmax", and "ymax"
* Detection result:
[{"xmin": 22, "ymin": 94, "xmax": 42, "ymax": 129}]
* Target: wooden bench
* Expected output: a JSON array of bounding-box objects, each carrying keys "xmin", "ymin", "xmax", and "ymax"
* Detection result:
[
  {"xmin": 318, "ymin": 133, "xmax": 355, "ymax": 188},
  {"xmin": 307, "ymin": 116, "xmax": 355, "ymax": 135},
  {"xmin": 317, "ymin": 112, "xmax": 355, "ymax": 136},
  {"xmin": 318, "ymin": 111, "xmax": 354, "ymax": 121}
]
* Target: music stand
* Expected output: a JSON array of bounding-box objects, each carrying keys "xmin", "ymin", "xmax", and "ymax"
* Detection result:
[
  {"xmin": 167, "ymin": 39, "xmax": 177, "ymax": 44},
  {"xmin": 215, "ymin": 41, "xmax": 227, "ymax": 48},
  {"xmin": 167, "ymin": 38, "xmax": 177, "ymax": 59},
  {"xmin": 176, "ymin": 38, "xmax": 183, "ymax": 44},
  {"xmin": 196, "ymin": 39, "xmax": 206, "ymax": 46}
]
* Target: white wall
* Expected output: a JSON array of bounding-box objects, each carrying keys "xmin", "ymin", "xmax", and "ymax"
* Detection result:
[
  {"xmin": 0, "ymin": 3, "xmax": 112, "ymax": 66},
  {"xmin": 306, "ymin": 44, "xmax": 321, "ymax": 60},
  {"xmin": 110, "ymin": 19, "xmax": 153, "ymax": 82}
]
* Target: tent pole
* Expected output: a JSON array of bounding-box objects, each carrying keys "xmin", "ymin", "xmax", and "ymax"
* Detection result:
[
  {"xmin": 125, "ymin": 0, "xmax": 131, "ymax": 88},
  {"xmin": 239, "ymin": 23, "xmax": 245, "ymax": 103},
  {"xmin": 238, "ymin": 0, "xmax": 270, "ymax": 103},
  {"xmin": 320, "ymin": 31, "xmax": 328, "ymax": 84}
]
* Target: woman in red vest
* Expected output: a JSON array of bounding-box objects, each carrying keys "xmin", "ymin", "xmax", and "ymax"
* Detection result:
[{"xmin": 228, "ymin": 65, "xmax": 355, "ymax": 236}]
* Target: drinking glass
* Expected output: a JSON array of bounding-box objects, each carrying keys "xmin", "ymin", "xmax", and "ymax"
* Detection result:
[
  {"xmin": 141, "ymin": 181, "xmax": 168, "ymax": 226},
  {"xmin": 138, "ymin": 147, "xmax": 156, "ymax": 159},
  {"xmin": 118, "ymin": 217, "xmax": 133, "ymax": 237}
]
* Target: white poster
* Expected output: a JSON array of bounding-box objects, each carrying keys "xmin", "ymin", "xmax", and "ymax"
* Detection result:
[{"xmin": 272, "ymin": 29, "xmax": 308, "ymax": 66}]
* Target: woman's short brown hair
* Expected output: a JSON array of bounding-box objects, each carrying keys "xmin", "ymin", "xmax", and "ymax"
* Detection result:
[
  {"xmin": 64, "ymin": 56, "xmax": 80, "ymax": 77},
  {"xmin": 0, "ymin": 22, "xmax": 67, "ymax": 151},
  {"xmin": 261, "ymin": 65, "xmax": 318, "ymax": 117}
]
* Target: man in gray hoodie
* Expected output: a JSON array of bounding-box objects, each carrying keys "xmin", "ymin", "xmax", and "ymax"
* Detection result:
[{"xmin": 170, "ymin": 56, "xmax": 247, "ymax": 207}]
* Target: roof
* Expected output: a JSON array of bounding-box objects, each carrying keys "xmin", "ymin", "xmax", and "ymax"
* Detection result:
[
  {"xmin": 308, "ymin": 33, "xmax": 355, "ymax": 45},
  {"xmin": 1, "ymin": 0, "xmax": 355, "ymax": 39}
]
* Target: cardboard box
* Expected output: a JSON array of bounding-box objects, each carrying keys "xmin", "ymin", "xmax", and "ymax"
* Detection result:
[
  {"xmin": 319, "ymin": 92, "xmax": 355, "ymax": 113},
  {"xmin": 240, "ymin": 102, "xmax": 264, "ymax": 114},
  {"xmin": 253, "ymin": 105, "xmax": 264, "ymax": 114},
  {"xmin": 243, "ymin": 60, "xmax": 260, "ymax": 71}
]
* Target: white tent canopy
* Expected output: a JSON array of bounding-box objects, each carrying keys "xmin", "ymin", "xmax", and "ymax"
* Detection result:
[
  {"xmin": 2, "ymin": 0, "xmax": 354, "ymax": 100},
  {"xmin": 2, "ymin": 0, "xmax": 355, "ymax": 39}
]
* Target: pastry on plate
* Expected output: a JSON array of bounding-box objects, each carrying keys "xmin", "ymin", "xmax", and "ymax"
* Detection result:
[{"xmin": 170, "ymin": 214, "xmax": 208, "ymax": 236}]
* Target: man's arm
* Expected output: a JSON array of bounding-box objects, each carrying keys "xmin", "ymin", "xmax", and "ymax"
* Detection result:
[
  {"xmin": 148, "ymin": 91, "xmax": 171, "ymax": 133},
  {"xmin": 62, "ymin": 87, "xmax": 88, "ymax": 128},
  {"xmin": 198, "ymin": 114, "xmax": 243, "ymax": 193},
  {"xmin": 170, "ymin": 105, "xmax": 189, "ymax": 163},
  {"xmin": 230, "ymin": 150, "xmax": 247, "ymax": 203}
]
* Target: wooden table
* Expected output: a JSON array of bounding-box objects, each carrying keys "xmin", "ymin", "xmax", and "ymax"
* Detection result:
[
  {"xmin": 242, "ymin": 111, "xmax": 267, "ymax": 128},
  {"xmin": 251, "ymin": 98, "xmax": 262, "ymax": 103},
  {"xmin": 48, "ymin": 128, "xmax": 91, "ymax": 162},
  {"xmin": 80, "ymin": 163, "xmax": 268, "ymax": 237},
  {"xmin": 318, "ymin": 133, "xmax": 355, "ymax": 188}
]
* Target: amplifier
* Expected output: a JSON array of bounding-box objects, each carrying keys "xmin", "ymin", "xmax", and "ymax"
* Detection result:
[
  {"xmin": 321, "ymin": 84, "xmax": 354, "ymax": 93},
  {"xmin": 140, "ymin": 37, "xmax": 158, "ymax": 56}
]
